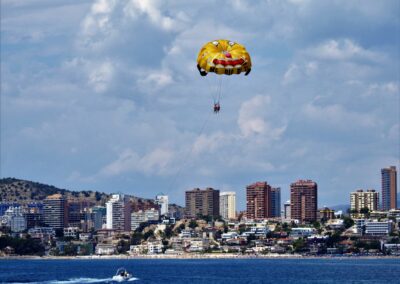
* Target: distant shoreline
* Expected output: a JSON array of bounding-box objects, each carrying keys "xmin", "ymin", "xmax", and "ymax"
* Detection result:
[{"xmin": 1, "ymin": 254, "xmax": 399, "ymax": 260}]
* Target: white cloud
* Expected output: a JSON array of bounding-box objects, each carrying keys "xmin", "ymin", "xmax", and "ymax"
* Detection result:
[
  {"xmin": 307, "ymin": 39, "xmax": 382, "ymax": 62},
  {"xmin": 79, "ymin": 0, "xmax": 117, "ymax": 49},
  {"xmin": 238, "ymin": 95, "xmax": 286, "ymax": 139},
  {"xmin": 365, "ymin": 82, "xmax": 399, "ymax": 96},
  {"xmin": 303, "ymin": 102, "xmax": 378, "ymax": 129},
  {"xmin": 282, "ymin": 61, "xmax": 318, "ymax": 84},
  {"xmin": 88, "ymin": 61, "xmax": 114, "ymax": 93},
  {"xmin": 124, "ymin": 0, "xmax": 185, "ymax": 32},
  {"xmin": 79, "ymin": 0, "xmax": 188, "ymax": 50},
  {"xmin": 192, "ymin": 132, "xmax": 229, "ymax": 155},
  {"xmin": 99, "ymin": 147, "xmax": 174, "ymax": 177},
  {"xmin": 137, "ymin": 69, "xmax": 174, "ymax": 92},
  {"xmin": 282, "ymin": 64, "xmax": 299, "ymax": 85}
]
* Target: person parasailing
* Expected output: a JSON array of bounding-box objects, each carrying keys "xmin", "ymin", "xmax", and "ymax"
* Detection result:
[
  {"xmin": 213, "ymin": 102, "xmax": 221, "ymax": 113},
  {"xmin": 196, "ymin": 39, "xmax": 252, "ymax": 113}
]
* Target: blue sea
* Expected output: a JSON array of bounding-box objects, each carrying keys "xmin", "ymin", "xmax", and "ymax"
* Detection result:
[{"xmin": 0, "ymin": 258, "xmax": 399, "ymax": 284}]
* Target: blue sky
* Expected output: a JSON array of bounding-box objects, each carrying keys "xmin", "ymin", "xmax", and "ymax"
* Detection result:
[{"xmin": 1, "ymin": 0, "xmax": 399, "ymax": 210}]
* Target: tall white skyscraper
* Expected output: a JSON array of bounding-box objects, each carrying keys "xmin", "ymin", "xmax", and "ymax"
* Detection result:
[
  {"xmin": 106, "ymin": 194, "xmax": 131, "ymax": 231},
  {"xmin": 155, "ymin": 194, "xmax": 169, "ymax": 216},
  {"xmin": 219, "ymin": 192, "xmax": 236, "ymax": 220}
]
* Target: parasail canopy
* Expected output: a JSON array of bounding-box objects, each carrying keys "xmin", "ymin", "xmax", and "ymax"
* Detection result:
[{"xmin": 196, "ymin": 39, "xmax": 252, "ymax": 76}]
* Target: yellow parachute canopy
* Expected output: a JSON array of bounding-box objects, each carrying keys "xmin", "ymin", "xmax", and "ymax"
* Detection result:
[{"xmin": 197, "ymin": 39, "xmax": 252, "ymax": 76}]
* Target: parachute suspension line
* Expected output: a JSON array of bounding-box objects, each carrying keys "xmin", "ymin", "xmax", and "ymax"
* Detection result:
[
  {"xmin": 166, "ymin": 111, "xmax": 213, "ymax": 193},
  {"xmin": 205, "ymin": 74, "xmax": 218, "ymax": 104},
  {"xmin": 217, "ymin": 76, "xmax": 223, "ymax": 104}
]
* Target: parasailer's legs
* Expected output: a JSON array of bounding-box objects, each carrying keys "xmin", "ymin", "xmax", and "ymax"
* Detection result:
[{"xmin": 213, "ymin": 102, "xmax": 220, "ymax": 113}]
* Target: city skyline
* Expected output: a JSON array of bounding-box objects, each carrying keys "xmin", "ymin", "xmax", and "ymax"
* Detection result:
[
  {"xmin": 1, "ymin": 1, "xmax": 399, "ymax": 210},
  {"xmin": 1, "ymin": 165, "xmax": 398, "ymax": 211}
]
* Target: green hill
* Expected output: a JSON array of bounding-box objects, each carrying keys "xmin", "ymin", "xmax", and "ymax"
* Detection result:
[
  {"xmin": 0, "ymin": 178, "xmax": 109, "ymax": 205},
  {"xmin": 0, "ymin": 178, "xmax": 184, "ymax": 213}
]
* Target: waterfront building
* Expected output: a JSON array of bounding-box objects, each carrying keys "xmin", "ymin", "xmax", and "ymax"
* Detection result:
[
  {"xmin": 91, "ymin": 206, "xmax": 106, "ymax": 230},
  {"xmin": 290, "ymin": 180, "xmax": 318, "ymax": 224},
  {"xmin": 270, "ymin": 187, "xmax": 281, "ymax": 218},
  {"xmin": 381, "ymin": 166, "xmax": 397, "ymax": 210},
  {"xmin": 350, "ymin": 189, "xmax": 379, "ymax": 218},
  {"xmin": 79, "ymin": 233, "xmax": 92, "ymax": 242},
  {"xmin": 106, "ymin": 194, "xmax": 131, "ymax": 231},
  {"xmin": 290, "ymin": 227, "xmax": 315, "ymax": 238},
  {"xmin": 354, "ymin": 219, "xmax": 366, "ymax": 235},
  {"xmin": 27, "ymin": 227, "xmax": 55, "ymax": 240},
  {"xmin": 11, "ymin": 215, "xmax": 26, "ymax": 232},
  {"xmin": 155, "ymin": 194, "xmax": 169, "ymax": 216},
  {"xmin": 147, "ymin": 241, "xmax": 163, "ymax": 254},
  {"xmin": 63, "ymin": 227, "xmax": 79, "ymax": 238},
  {"xmin": 284, "ymin": 200, "xmax": 291, "ymax": 219},
  {"xmin": 220, "ymin": 191, "xmax": 236, "ymax": 220},
  {"xmin": 24, "ymin": 203, "xmax": 44, "ymax": 229},
  {"xmin": 246, "ymin": 182, "xmax": 271, "ymax": 219},
  {"xmin": 95, "ymin": 243, "xmax": 117, "ymax": 255},
  {"xmin": 365, "ymin": 220, "xmax": 393, "ymax": 236},
  {"xmin": 185, "ymin": 188, "xmax": 220, "ymax": 218},
  {"xmin": 43, "ymin": 194, "xmax": 67, "ymax": 229},
  {"xmin": 3, "ymin": 206, "xmax": 27, "ymax": 232},
  {"xmin": 67, "ymin": 200, "xmax": 93, "ymax": 228},
  {"xmin": 382, "ymin": 244, "xmax": 400, "ymax": 255}
]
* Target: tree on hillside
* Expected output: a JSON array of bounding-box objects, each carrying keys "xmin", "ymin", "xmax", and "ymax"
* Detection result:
[
  {"xmin": 143, "ymin": 229, "xmax": 154, "ymax": 240},
  {"xmin": 189, "ymin": 220, "xmax": 197, "ymax": 229},
  {"xmin": 343, "ymin": 216, "xmax": 354, "ymax": 229}
]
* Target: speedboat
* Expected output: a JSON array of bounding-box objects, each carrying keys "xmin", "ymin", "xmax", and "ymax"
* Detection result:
[{"xmin": 112, "ymin": 267, "xmax": 133, "ymax": 282}]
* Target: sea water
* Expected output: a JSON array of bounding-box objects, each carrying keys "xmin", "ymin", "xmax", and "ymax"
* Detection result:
[{"xmin": 0, "ymin": 258, "xmax": 399, "ymax": 283}]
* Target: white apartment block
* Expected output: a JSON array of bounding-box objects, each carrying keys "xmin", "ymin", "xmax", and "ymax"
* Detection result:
[
  {"xmin": 220, "ymin": 192, "xmax": 236, "ymax": 220},
  {"xmin": 365, "ymin": 220, "xmax": 392, "ymax": 236},
  {"xmin": 155, "ymin": 194, "xmax": 169, "ymax": 216},
  {"xmin": 106, "ymin": 194, "xmax": 131, "ymax": 231}
]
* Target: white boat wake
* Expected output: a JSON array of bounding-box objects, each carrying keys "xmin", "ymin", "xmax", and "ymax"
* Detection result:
[{"xmin": 10, "ymin": 277, "xmax": 138, "ymax": 284}]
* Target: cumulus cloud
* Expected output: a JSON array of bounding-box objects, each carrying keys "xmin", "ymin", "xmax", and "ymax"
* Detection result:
[
  {"xmin": 238, "ymin": 95, "xmax": 286, "ymax": 139},
  {"xmin": 88, "ymin": 61, "xmax": 114, "ymax": 92},
  {"xmin": 136, "ymin": 69, "xmax": 174, "ymax": 92},
  {"xmin": 282, "ymin": 61, "xmax": 318, "ymax": 84},
  {"xmin": 100, "ymin": 147, "xmax": 174, "ymax": 177},
  {"xmin": 303, "ymin": 102, "xmax": 378, "ymax": 129},
  {"xmin": 192, "ymin": 132, "xmax": 229, "ymax": 155},
  {"xmin": 307, "ymin": 39, "xmax": 383, "ymax": 62},
  {"xmin": 123, "ymin": 0, "xmax": 186, "ymax": 32},
  {"xmin": 78, "ymin": 0, "xmax": 188, "ymax": 50},
  {"xmin": 364, "ymin": 82, "xmax": 399, "ymax": 96}
]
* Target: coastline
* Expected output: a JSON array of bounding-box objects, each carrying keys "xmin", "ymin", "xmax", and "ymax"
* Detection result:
[{"xmin": 1, "ymin": 254, "xmax": 399, "ymax": 260}]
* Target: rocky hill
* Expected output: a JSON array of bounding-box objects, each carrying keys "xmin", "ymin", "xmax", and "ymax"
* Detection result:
[
  {"xmin": 0, "ymin": 178, "xmax": 110, "ymax": 205},
  {"xmin": 0, "ymin": 178, "xmax": 184, "ymax": 212}
]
